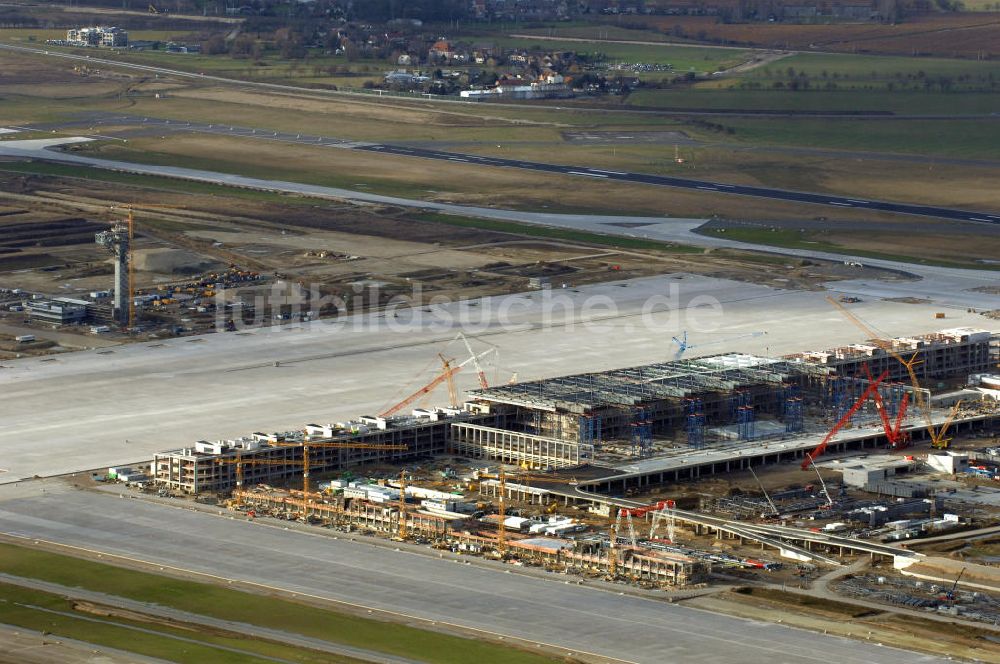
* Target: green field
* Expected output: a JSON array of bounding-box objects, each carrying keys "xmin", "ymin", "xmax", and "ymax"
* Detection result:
[
  {"xmin": 757, "ymin": 52, "xmax": 1000, "ymax": 83},
  {"xmin": 715, "ymin": 117, "xmax": 1000, "ymax": 159},
  {"xmin": 626, "ymin": 87, "xmax": 1000, "ymax": 115},
  {"xmin": 0, "ymin": 582, "xmax": 357, "ymax": 664},
  {"xmin": 0, "ymin": 541, "xmax": 559, "ymax": 664},
  {"xmin": 699, "ymin": 227, "xmax": 998, "ymax": 269}
]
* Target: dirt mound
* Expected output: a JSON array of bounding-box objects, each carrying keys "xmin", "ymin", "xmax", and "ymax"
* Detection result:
[{"xmin": 132, "ymin": 248, "xmax": 223, "ymax": 275}]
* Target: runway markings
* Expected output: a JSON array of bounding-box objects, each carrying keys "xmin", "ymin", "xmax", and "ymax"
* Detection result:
[{"xmin": 568, "ymin": 171, "xmax": 608, "ymax": 178}]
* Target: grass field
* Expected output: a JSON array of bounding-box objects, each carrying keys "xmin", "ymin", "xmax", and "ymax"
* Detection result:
[
  {"xmin": 586, "ymin": 13, "xmax": 1000, "ymax": 58},
  {"xmin": 699, "ymin": 226, "xmax": 1000, "ymax": 269},
  {"xmin": 627, "ymin": 87, "xmax": 1000, "ymax": 114},
  {"xmin": 0, "ymin": 541, "xmax": 559, "ymax": 664},
  {"xmin": 745, "ymin": 52, "xmax": 1000, "ymax": 84},
  {"xmin": 715, "ymin": 117, "xmax": 1000, "ymax": 159},
  {"xmin": 0, "ymin": 582, "xmax": 359, "ymax": 664}
]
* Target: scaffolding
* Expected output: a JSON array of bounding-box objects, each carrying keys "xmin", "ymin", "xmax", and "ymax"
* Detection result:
[{"xmin": 685, "ymin": 398, "xmax": 705, "ymax": 447}]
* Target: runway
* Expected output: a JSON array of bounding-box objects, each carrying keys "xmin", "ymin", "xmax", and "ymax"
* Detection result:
[
  {"xmin": 0, "ymin": 483, "xmax": 946, "ymax": 664},
  {"xmin": 37, "ymin": 112, "xmax": 1000, "ymax": 226}
]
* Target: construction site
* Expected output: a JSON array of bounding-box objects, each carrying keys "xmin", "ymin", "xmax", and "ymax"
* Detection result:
[{"xmin": 131, "ymin": 318, "xmax": 1000, "ymax": 603}]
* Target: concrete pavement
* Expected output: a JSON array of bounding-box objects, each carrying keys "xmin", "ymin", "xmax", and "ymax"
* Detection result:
[{"xmin": 0, "ymin": 484, "xmax": 946, "ymax": 664}]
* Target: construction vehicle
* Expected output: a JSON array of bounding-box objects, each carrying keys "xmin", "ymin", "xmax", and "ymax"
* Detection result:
[
  {"xmin": 827, "ymin": 296, "xmax": 954, "ymax": 449},
  {"xmin": 802, "ymin": 367, "xmax": 889, "ymax": 470},
  {"xmin": 941, "ymin": 567, "xmax": 966, "ymax": 602}
]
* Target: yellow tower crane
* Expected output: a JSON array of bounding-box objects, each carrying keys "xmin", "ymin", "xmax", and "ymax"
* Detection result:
[
  {"xmin": 217, "ymin": 440, "xmax": 407, "ymax": 516},
  {"xmin": 107, "ymin": 203, "xmax": 186, "ymax": 330}
]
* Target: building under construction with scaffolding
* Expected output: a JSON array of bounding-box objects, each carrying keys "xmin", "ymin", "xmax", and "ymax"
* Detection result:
[
  {"xmin": 153, "ymin": 328, "xmax": 997, "ymax": 494},
  {"xmin": 455, "ymin": 353, "xmax": 831, "ymax": 464},
  {"xmin": 454, "ymin": 328, "xmax": 997, "ymax": 469},
  {"xmin": 154, "ymin": 409, "xmax": 487, "ymax": 493}
]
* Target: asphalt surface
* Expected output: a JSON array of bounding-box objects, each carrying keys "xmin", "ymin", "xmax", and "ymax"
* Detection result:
[
  {"xmin": 40, "ymin": 112, "xmax": 1000, "ymax": 226},
  {"xmin": 0, "ymin": 484, "xmax": 946, "ymax": 664}
]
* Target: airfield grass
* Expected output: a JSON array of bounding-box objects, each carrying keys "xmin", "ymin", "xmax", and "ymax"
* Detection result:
[
  {"xmin": 71, "ymin": 133, "xmax": 947, "ymax": 224},
  {"xmin": 745, "ymin": 52, "xmax": 1000, "ymax": 84},
  {"xmin": 716, "ymin": 117, "xmax": 1000, "ymax": 159},
  {"xmin": 0, "ymin": 582, "xmax": 356, "ymax": 664},
  {"xmin": 699, "ymin": 227, "xmax": 999, "ymax": 270},
  {"xmin": 626, "ymin": 87, "xmax": 1000, "ymax": 115},
  {"xmin": 0, "ymin": 542, "xmax": 560, "ymax": 664}
]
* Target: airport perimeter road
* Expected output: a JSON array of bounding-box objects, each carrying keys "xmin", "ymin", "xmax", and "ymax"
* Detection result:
[{"xmin": 0, "ymin": 486, "xmax": 944, "ymax": 664}]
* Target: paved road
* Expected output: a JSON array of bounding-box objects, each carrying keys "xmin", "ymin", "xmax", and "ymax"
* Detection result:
[{"xmin": 0, "ymin": 485, "xmax": 945, "ymax": 664}]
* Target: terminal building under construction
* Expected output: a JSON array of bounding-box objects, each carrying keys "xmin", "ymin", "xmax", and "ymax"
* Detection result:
[{"xmin": 154, "ymin": 328, "xmax": 999, "ymax": 494}]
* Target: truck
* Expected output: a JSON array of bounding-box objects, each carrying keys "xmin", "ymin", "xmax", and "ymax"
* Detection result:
[{"xmin": 14, "ymin": 334, "xmax": 35, "ymax": 343}]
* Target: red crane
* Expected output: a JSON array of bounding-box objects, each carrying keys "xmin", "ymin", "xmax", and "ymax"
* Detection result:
[
  {"xmin": 865, "ymin": 363, "xmax": 911, "ymax": 450},
  {"xmin": 802, "ymin": 368, "xmax": 889, "ymax": 470}
]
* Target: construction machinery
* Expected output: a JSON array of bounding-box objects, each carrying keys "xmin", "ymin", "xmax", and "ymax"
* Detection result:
[
  {"xmin": 646, "ymin": 500, "xmax": 679, "ymax": 543},
  {"xmin": 863, "ymin": 363, "xmax": 911, "ymax": 449},
  {"xmin": 219, "ymin": 440, "xmax": 407, "ymax": 515},
  {"xmin": 396, "ymin": 470, "xmax": 408, "ymax": 540},
  {"xmin": 288, "ymin": 440, "xmax": 408, "ymax": 504},
  {"xmin": 827, "ymin": 296, "xmax": 953, "ymax": 448},
  {"xmin": 215, "ymin": 455, "xmax": 303, "ymax": 511},
  {"xmin": 476, "ymin": 468, "xmax": 577, "ymax": 557},
  {"xmin": 942, "ymin": 567, "xmax": 967, "ymax": 602},
  {"xmin": 379, "ymin": 347, "xmax": 495, "ymax": 417},
  {"xmin": 456, "ymin": 332, "xmax": 491, "ymax": 390},
  {"xmin": 802, "ymin": 367, "xmax": 889, "ymax": 469}
]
